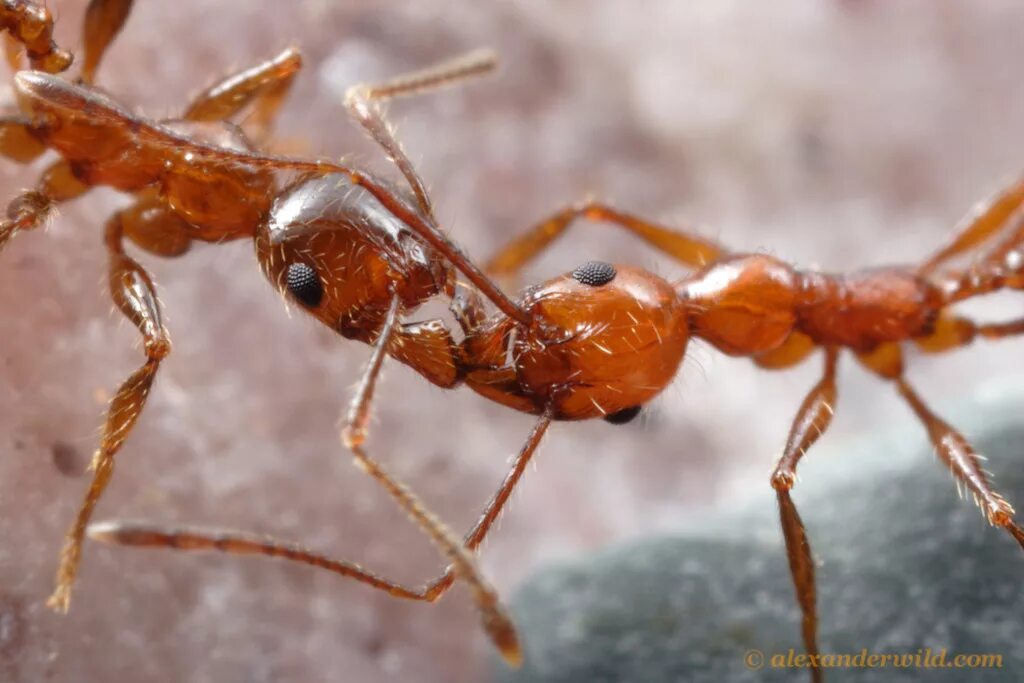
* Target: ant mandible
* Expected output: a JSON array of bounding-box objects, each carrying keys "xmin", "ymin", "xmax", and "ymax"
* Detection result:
[{"xmin": 3, "ymin": 1, "xmax": 1024, "ymax": 679}]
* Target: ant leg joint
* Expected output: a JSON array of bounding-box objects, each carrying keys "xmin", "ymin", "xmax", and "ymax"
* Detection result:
[
  {"xmin": 341, "ymin": 424, "xmax": 366, "ymax": 450},
  {"xmin": 771, "ymin": 469, "xmax": 796, "ymax": 492},
  {"xmin": 987, "ymin": 497, "xmax": 1015, "ymax": 527},
  {"xmin": 145, "ymin": 337, "xmax": 171, "ymax": 361},
  {"xmin": 343, "ymin": 85, "xmax": 369, "ymax": 108}
]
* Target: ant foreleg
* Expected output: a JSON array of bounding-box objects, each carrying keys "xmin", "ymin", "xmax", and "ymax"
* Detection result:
[
  {"xmin": 79, "ymin": 0, "xmax": 135, "ymax": 85},
  {"xmin": 485, "ymin": 201, "xmax": 724, "ymax": 280},
  {"xmin": 344, "ymin": 49, "xmax": 497, "ymax": 220},
  {"xmin": 342, "ymin": 294, "xmax": 522, "ymax": 666},
  {"xmin": 770, "ymin": 348, "xmax": 838, "ymax": 683},
  {"xmin": 920, "ymin": 177, "xmax": 1024, "ymax": 275},
  {"xmin": 183, "ymin": 47, "xmax": 303, "ymax": 143},
  {"xmin": 421, "ymin": 413, "xmax": 551, "ymax": 600},
  {"xmin": 48, "ymin": 209, "xmax": 171, "ymax": 612}
]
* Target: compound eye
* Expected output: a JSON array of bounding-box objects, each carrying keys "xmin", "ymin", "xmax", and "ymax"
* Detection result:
[
  {"xmin": 572, "ymin": 261, "xmax": 617, "ymax": 287},
  {"xmin": 286, "ymin": 262, "xmax": 323, "ymax": 307},
  {"xmin": 604, "ymin": 405, "xmax": 642, "ymax": 425}
]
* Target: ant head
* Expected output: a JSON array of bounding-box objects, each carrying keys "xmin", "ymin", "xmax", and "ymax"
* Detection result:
[
  {"xmin": 510, "ymin": 261, "xmax": 689, "ymax": 420},
  {"xmin": 255, "ymin": 173, "xmax": 447, "ymax": 342}
]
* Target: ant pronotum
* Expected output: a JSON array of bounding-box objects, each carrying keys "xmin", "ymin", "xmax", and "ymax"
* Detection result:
[{"xmin": 3, "ymin": 1, "xmax": 1024, "ymax": 680}]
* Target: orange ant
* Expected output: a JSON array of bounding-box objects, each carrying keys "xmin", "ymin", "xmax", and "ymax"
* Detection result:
[{"xmin": 3, "ymin": 1, "xmax": 1024, "ymax": 679}]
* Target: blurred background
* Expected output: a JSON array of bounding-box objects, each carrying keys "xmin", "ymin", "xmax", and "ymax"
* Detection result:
[{"xmin": 2, "ymin": 1, "xmax": 1024, "ymax": 681}]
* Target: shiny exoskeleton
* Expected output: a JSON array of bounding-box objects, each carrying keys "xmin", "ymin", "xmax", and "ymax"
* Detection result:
[{"xmin": 4, "ymin": 3, "xmax": 1024, "ymax": 680}]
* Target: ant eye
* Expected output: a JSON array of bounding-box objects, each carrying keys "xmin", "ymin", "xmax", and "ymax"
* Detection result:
[
  {"xmin": 286, "ymin": 262, "xmax": 323, "ymax": 307},
  {"xmin": 573, "ymin": 261, "xmax": 617, "ymax": 287},
  {"xmin": 604, "ymin": 405, "xmax": 642, "ymax": 425}
]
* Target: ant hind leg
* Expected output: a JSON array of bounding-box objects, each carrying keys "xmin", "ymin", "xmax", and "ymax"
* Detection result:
[
  {"xmin": 858, "ymin": 343, "xmax": 1024, "ymax": 550},
  {"xmin": 914, "ymin": 313, "xmax": 1024, "ymax": 354},
  {"xmin": 895, "ymin": 376, "xmax": 1024, "ymax": 550},
  {"xmin": 47, "ymin": 208, "xmax": 171, "ymax": 611}
]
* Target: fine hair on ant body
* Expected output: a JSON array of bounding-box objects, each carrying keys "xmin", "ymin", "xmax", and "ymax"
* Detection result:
[{"xmin": 3, "ymin": 2, "xmax": 1024, "ymax": 679}]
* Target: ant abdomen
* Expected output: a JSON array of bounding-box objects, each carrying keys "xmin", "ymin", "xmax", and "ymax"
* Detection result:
[
  {"xmin": 463, "ymin": 264, "xmax": 689, "ymax": 420},
  {"xmin": 256, "ymin": 173, "xmax": 448, "ymax": 343}
]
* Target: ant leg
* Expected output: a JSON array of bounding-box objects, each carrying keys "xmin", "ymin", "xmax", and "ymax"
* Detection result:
[
  {"xmin": 0, "ymin": 159, "xmax": 89, "ymax": 252},
  {"xmin": 111, "ymin": 189, "xmax": 193, "ymax": 257},
  {"xmin": 182, "ymin": 47, "xmax": 303, "ymax": 143},
  {"xmin": 0, "ymin": 114, "xmax": 46, "ymax": 162},
  {"xmin": 342, "ymin": 294, "xmax": 522, "ymax": 665},
  {"xmin": 914, "ymin": 313, "xmax": 1024, "ymax": 354},
  {"xmin": 894, "ymin": 377, "xmax": 1024, "ymax": 549},
  {"xmin": 0, "ymin": 1, "xmax": 73, "ymax": 73},
  {"xmin": 920, "ymin": 177, "xmax": 1024, "ymax": 275},
  {"xmin": 86, "ymin": 522, "xmax": 452, "ymax": 601},
  {"xmin": 47, "ymin": 210, "xmax": 171, "ymax": 612},
  {"xmin": 769, "ymin": 348, "xmax": 838, "ymax": 683},
  {"xmin": 87, "ymin": 415, "xmax": 550, "ymax": 623},
  {"xmin": 344, "ymin": 49, "xmax": 497, "ymax": 219},
  {"xmin": 420, "ymin": 413, "xmax": 551, "ymax": 600},
  {"xmin": 857, "ymin": 344, "xmax": 1024, "ymax": 550},
  {"xmin": 80, "ymin": 0, "xmax": 134, "ymax": 85},
  {"xmin": 485, "ymin": 201, "xmax": 724, "ymax": 278}
]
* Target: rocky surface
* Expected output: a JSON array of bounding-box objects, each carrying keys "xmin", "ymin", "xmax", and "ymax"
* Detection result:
[
  {"xmin": 2, "ymin": 1, "xmax": 1024, "ymax": 682},
  {"xmin": 497, "ymin": 405, "xmax": 1024, "ymax": 683}
]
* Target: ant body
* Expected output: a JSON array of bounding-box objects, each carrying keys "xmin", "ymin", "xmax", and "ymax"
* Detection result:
[{"xmin": 3, "ymin": 1, "xmax": 1024, "ymax": 679}]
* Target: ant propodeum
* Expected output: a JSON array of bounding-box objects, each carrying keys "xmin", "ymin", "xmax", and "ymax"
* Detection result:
[{"xmin": 3, "ymin": 2, "xmax": 1024, "ymax": 680}]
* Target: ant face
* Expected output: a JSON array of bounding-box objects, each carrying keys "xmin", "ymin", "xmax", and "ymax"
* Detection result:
[
  {"xmin": 255, "ymin": 173, "xmax": 447, "ymax": 343},
  {"xmin": 509, "ymin": 262, "xmax": 690, "ymax": 420}
]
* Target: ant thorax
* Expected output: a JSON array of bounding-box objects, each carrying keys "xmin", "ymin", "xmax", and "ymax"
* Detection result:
[{"xmin": 462, "ymin": 262, "xmax": 689, "ymax": 421}]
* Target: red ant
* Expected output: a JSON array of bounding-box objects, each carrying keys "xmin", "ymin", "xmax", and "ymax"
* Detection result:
[{"xmin": 3, "ymin": 1, "xmax": 1024, "ymax": 679}]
